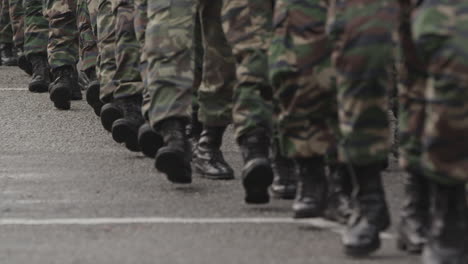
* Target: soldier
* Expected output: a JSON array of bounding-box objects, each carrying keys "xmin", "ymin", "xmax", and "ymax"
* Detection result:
[
  {"xmin": 108, "ymin": 0, "xmax": 146, "ymax": 152},
  {"xmin": 145, "ymin": 0, "xmax": 196, "ymax": 183},
  {"xmin": 0, "ymin": 0, "xmax": 17, "ymax": 66},
  {"xmin": 44, "ymin": 0, "xmax": 83, "ymax": 110},
  {"xmin": 191, "ymin": 0, "xmax": 236, "ymax": 180},
  {"xmin": 23, "ymin": 0, "xmax": 50, "ymax": 92},
  {"xmin": 77, "ymin": 0, "xmax": 101, "ymax": 115},
  {"xmin": 328, "ymin": 0, "xmax": 396, "ymax": 256},
  {"xmin": 396, "ymin": 0, "xmax": 468, "ymax": 262}
]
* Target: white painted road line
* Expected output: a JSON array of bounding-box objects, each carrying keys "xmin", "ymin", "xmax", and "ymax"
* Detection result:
[
  {"xmin": 0, "ymin": 88, "xmax": 28, "ymax": 91},
  {"xmin": 0, "ymin": 217, "xmax": 394, "ymax": 239}
]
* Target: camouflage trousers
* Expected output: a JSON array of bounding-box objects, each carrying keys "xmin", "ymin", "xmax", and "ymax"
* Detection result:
[
  {"xmin": 112, "ymin": 0, "xmax": 143, "ymax": 100},
  {"xmin": 43, "ymin": 0, "xmax": 79, "ymax": 69},
  {"xmin": 23, "ymin": 0, "xmax": 48, "ymax": 57},
  {"xmin": 329, "ymin": 0, "xmax": 396, "ymax": 166},
  {"xmin": 398, "ymin": 0, "xmax": 468, "ymax": 184},
  {"xmin": 222, "ymin": 0, "xmax": 273, "ymax": 141},
  {"xmin": 77, "ymin": 0, "xmax": 98, "ymax": 72},
  {"xmin": 269, "ymin": 0, "xmax": 337, "ymax": 158},
  {"xmin": 145, "ymin": 0, "xmax": 196, "ymax": 128},
  {"xmin": 0, "ymin": 0, "xmax": 13, "ymax": 44},
  {"xmin": 96, "ymin": 0, "xmax": 117, "ymax": 101},
  {"xmin": 9, "ymin": 0, "xmax": 24, "ymax": 49},
  {"xmin": 134, "ymin": 0, "xmax": 150, "ymax": 117},
  {"xmin": 195, "ymin": 0, "xmax": 235, "ymax": 127}
]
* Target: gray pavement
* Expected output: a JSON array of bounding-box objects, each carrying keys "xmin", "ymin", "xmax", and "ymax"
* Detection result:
[{"xmin": 0, "ymin": 66, "xmax": 419, "ymax": 264}]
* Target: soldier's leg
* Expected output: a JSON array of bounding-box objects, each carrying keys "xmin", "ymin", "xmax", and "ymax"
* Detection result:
[
  {"xmin": 24, "ymin": 0, "xmax": 49, "ymax": 92},
  {"xmin": 330, "ymin": 0, "xmax": 398, "ymax": 257},
  {"xmin": 44, "ymin": 0, "xmax": 81, "ymax": 110},
  {"xmin": 110, "ymin": 0, "xmax": 145, "ymax": 152},
  {"xmin": 0, "ymin": 0, "xmax": 16, "ymax": 66},
  {"xmin": 270, "ymin": 0, "xmax": 337, "ymax": 215},
  {"xmin": 133, "ymin": 0, "xmax": 164, "ymax": 159},
  {"xmin": 79, "ymin": 0, "xmax": 102, "ymax": 116},
  {"xmin": 193, "ymin": 0, "xmax": 235, "ymax": 180},
  {"xmin": 221, "ymin": 0, "xmax": 274, "ymax": 204},
  {"xmin": 411, "ymin": 1, "xmax": 468, "ymax": 262},
  {"xmin": 97, "ymin": 0, "xmax": 121, "ymax": 131},
  {"xmin": 395, "ymin": 0, "xmax": 429, "ymax": 254},
  {"xmin": 9, "ymin": 0, "xmax": 30, "ymax": 74},
  {"xmin": 146, "ymin": 0, "xmax": 196, "ymax": 184}
]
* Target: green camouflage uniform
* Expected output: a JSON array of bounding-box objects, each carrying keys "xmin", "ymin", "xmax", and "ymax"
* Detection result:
[
  {"xmin": 77, "ymin": 0, "xmax": 98, "ymax": 72},
  {"xmin": 329, "ymin": 0, "xmax": 397, "ymax": 166},
  {"xmin": 96, "ymin": 0, "xmax": 117, "ymax": 102},
  {"xmin": 23, "ymin": 0, "xmax": 48, "ymax": 58},
  {"xmin": 195, "ymin": 0, "xmax": 235, "ymax": 127},
  {"xmin": 222, "ymin": 0, "xmax": 273, "ymax": 141},
  {"xmin": 398, "ymin": 0, "xmax": 468, "ymax": 184},
  {"xmin": 269, "ymin": 0, "xmax": 337, "ymax": 159},
  {"xmin": 134, "ymin": 0, "xmax": 150, "ymax": 117},
  {"xmin": 0, "ymin": 0, "xmax": 13, "ymax": 44},
  {"xmin": 112, "ymin": 0, "xmax": 143, "ymax": 100},
  {"xmin": 145, "ymin": 0, "xmax": 196, "ymax": 128},
  {"xmin": 9, "ymin": 0, "xmax": 24, "ymax": 50},
  {"xmin": 43, "ymin": 0, "xmax": 79, "ymax": 69}
]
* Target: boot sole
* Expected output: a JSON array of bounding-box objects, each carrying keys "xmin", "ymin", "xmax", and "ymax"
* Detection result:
[
  {"xmin": 85, "ymin": 82, "xmax": 102, "ymax": 116},
  {"xmin": 396, "ymin": 237, "xmax": 423, "ymax": 254},
  {"xmin": 242, "ymin": 158, "xmax": 273, "ymax": 204},
  {"xmin": 269, "ymin": 187, "xmax": 296, "ymax": 200},
  {"xmin": 29, "ymin": 81, "xmax": 49, "ymax": 93},
  {"xmin": 155, "ymin": 147, "xmax": 192, "ymax": 184},
  {"xmin": 112, "ymin": 119, "xmax": 141, "ymax": 152},
  {"xmin": 138, "ymin": 126, "xmax": 163, "ymax": 158},
  {"xmin": 50, "ymin": 86, "xmax": 71, "ymax": 110},
  {"xmin": 344, "ymin": 238, "xmax": 381, "ymax": 257},
  {"xmin": 293, "ymin": 206, "xmax": 325, "ymax": 219},
  {"xmin": 100, "ymin": 106, "xmax": 123, "ymax": 132},
  {"xmin": 194, "ymin": 165, "xmax": 235, "ymax": 181}
]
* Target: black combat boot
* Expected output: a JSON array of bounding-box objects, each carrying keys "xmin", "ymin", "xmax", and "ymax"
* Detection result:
[
  {"xmin": 239, "ymin": 130, "xmax": 273, "ymax": 204},
  {"xmin": 28, "ymin": 54, "xmax": 50, "ymax": 93},
  {"xmin": 111, "ymin": 95, "xmax": 145, "ymax": 152},
  {"xmin": 0, "ymin": 43, "xmax": 17, "ymax": 66},
  {"xmin": 85, "ymin": 68, "xmax": 103, "ymax": 116},
  {"xmin": 193, "ymin": 126, "xmax": 234, "ymax": 180},
  {"xmin": 49, "ymin": 65, "xmax": 75, "ymax": 110},
  {"xmin": 100, "ymin": 101, "xmax": 124, "ymax": 132},
  {"xmin": 422, "ymin": 182, "xmax": 468, "ymax": 264},
  {"xmin": 397, "ymin": 171, "xmax": 429, "ymax": 254},
  {"xmin": 155, "ymin": 118, "xmax": 192, "ymax": 184},
  {"xmin": 324, "ymin": 164, "xmax": 352, "ymax": 224},
  {"xmin": 138, "ymin": 122, "xmax": 163, "ymax": 158},
  {"xmin": 269, "ymin": 141, "xmax": 297, "ymax": 200},
  {"xmin": 342, "ymin": 163, "xmax": 390, "ymax": 257},
  {"xmin": 70, "ymin": 71, "xmax": 83, "ymax": 101},
  {"xmin": 293, "ymin": 157, "xmax": 328, "ymax": 218},
  {"xmin": 186, "ymin": 105, "xmax": 203, "ymax": 152},
  {"xmin": 17, "ymin": 47, "xmax": 32, "ymax": 75}
]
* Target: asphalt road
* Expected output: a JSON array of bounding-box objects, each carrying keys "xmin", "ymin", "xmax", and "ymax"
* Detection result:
[{"xmin": 0, "ymin": 66, "xmax": 419, "ymax": 264}]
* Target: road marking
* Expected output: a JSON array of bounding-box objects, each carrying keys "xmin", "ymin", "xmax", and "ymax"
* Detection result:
[
  {"xmin": 0, "ymin": 217, "xmax": 394, "ymax": 239},
  {"xmin": 0, "ymin": 88, "xmax": 28, "ymax": 91}
]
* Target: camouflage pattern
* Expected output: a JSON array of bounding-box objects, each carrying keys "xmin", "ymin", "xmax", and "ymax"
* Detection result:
[
  {"xmin": 44, "ymin": 0, "xmax": 79, "ymax": 69},
  {"xmin": 77, "ymin": 0, "xmax": 98, "ymax": 72},
  {"xmin": 8, "ymin": 0, "xmax": 25, "ymax": 49},
  {"xmin": 398, "ymin": 0, "xmax": 468, "ymax": 184},
  {"xmin": 0, "ymin": 0, "xmax": 13, "ymax": 44},
  {"xmin": 23, "ymin": 0, "xmax": 48, "ymax": 57},
  {"xmin": 112, "ymin": 0, "xmax": 143, "ymax": 99},
  {"xmin": 328, "ymin": 0, "xmax": 397, "ymax": 166},
  {"xmin": 221, "ymin": 0, "xmax": 273, "ymax": 141},
  {"xmin": 196, "ymin": 0, "xmax": 235, "ymax": 127},
  {"xmin": 134, "ymin": 0, "xmax": 150, "ymax": 117},
  {"xmin": 96, "ymin": 0, "xmax": 117, "ymax": 102},
  {"xmin": 268, "ymin": 0, "xmax": 337, "ymax": 158},
  {"xmin": 145, "ymin": 0, "xmax": 196, "ymax": 128}
]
